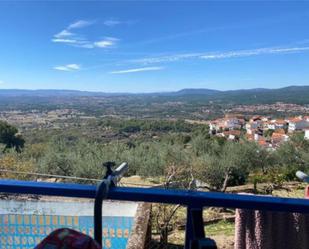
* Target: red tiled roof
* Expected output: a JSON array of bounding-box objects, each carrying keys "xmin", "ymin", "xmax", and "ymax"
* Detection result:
[
  {"xmin": 223, "ymin": 130, "xmax": 241, "ymax": 136},
  {"xmin": 288, "ymin": 117, "xmax": 303, "ymax": 123},
  {"xmin": 274, "ymin": 129, "xmax": 285, "ymax": 134},
  {"xmin": 246, "ymin": 134, "xmax": 254, "ymax": 140},
  {"xmin": 258, "ymin": 140, "xmax": 267, "ymax": 145},
  {"xmin": 272, "ymin": 132, "xmax": 286, "ymax": 138},
  {"xmin": 274, "ymin": 119, "xmax": 287, "ymax": 125}
]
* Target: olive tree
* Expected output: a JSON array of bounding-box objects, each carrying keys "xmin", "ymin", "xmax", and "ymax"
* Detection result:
[{"xmin": 0, "ymin": 121, "xmax": 25, "ymax": 152}]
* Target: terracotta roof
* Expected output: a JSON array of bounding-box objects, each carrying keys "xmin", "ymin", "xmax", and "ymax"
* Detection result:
[
  {"xmin": 258, "ymin": 140, "xmax": 267, "ymax": 146},
  {"xmin": 246, "ymin": 134, "xmax": 254, "ymax": 140},
  {"xmin": 288, "ymin": 117, "xmax": 303, "ymax": 123},
  {"xmin": 272, "ymin": 132, "xmax": 286, "ymax": 138},
  {"xmin": 273, "ymin": 119, "xmax": 287, "ymax": 125},
  {"xmin": 274, "ymin": 128, "xmax": 286, "ymax": 134},
  {"xmin": 223, "ymin": 130, "xmax": 241, "ymax": 136}
]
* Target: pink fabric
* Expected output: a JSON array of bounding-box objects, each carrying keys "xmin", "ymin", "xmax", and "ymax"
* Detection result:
[
  {"xmin": 235, "ymin": 209, "xmax": 309, "ymax": 249},
  {"xmin": 305, "ymin": 186, "xmax": 309, "ymax": 199},
  {"xmin": 34, "ymin": 228, "xmax": 101, "ymax": 249}
]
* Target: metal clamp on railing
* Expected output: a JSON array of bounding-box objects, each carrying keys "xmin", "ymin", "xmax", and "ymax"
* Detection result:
[{"xmin": 94, "ymin": 161, "xmax": 128, "ymax": 245}]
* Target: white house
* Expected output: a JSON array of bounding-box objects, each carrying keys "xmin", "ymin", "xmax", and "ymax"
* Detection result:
[
  {"xmin": 305, "ymin": 130, "xmax": 309, "ymax": 140},
  {"xmin": 264, "ymin": 120, "xmax": 287, "ymax": 130},
  {"xmin": 288, "ymin": 118, "xmax": 309, "ymax": 132}
]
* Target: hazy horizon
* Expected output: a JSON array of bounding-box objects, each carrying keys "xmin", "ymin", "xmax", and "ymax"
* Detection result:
[{"xmin": 1, "ymin": 84, "xmax": 309, "ymax": 94}]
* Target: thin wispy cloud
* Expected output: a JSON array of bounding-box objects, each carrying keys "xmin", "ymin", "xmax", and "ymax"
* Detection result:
[
  {"xmin": 53, "ymin": 20, "xmax": 94, "ymax": 40},
  {"xmin": 52, "ymin": 19, "xmax": 119, "ymax": 49},
  {"xmin": 132, "ymin": 46, "xmax": 309, "ymax": 64},
  {"xmin": 94, "ymin": 37, "xmax": 119, "ymax": 48},
  {"xmin": 104, "ymin": 19, "xmax": 121, "ymax": 27},
  {"xmin": 52, "ymin": 20, "xmax": 91, "ymax": 47},
  {"xmin": 133, "ymin": 53, "xmax": 202, "ymax": 64},
  {"xmin": 103, "ymin": 18, "xmax": 136, "ymax": 27},
  {"xmin": 110, "ymin": 66, "xmax": 164, "ymax": 74},
  {"xmin": 53, "ymin": 64, "xmax": 81, "ymax": 72},
  {"xmin": 200, "ymin": 47, "xmax": 309, "ymax": 60},
  {"xmin": 0, "ymin": 80, "xmax": 4, "ymax": 85},
  {"xmin": 67, "ymin": 20, "xmax": 94, "ymax": 30},
  {"xmin": 52, "ymin": 38, "xmax": 79, "ymax": 44},
  {"xmin": 53, "ymin": 37, "xmax": 119, "ymax": 49},
  {"xmin": 54, "ymin": 30, "xmax": 74, "ymax": 39}
]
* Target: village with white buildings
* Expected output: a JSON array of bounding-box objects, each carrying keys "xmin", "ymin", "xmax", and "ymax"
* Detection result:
[{"xmin": 209, "ymin": 114, "xmax": 309, "ymax": 149}]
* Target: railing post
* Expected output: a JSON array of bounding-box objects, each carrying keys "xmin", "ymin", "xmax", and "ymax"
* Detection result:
[
  {"xmin": 185, "ymin": 205, "xmax": 204, "ymax": 249},
  {"xmin": 94, "ymin": 180, "xmax": 109, "ymax": 245},
  {"xmin": 94, "ymin": 162, "xmax": 128, "ymax": 246},
  {"xmin": 185, "ymin": 205, "xmax": 217, "ymax": 249}
]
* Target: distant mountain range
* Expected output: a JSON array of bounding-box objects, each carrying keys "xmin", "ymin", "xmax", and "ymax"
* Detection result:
[
  {"xmin": 0, "ymin": 88, "xmax": 222, "ymax": 97},
  {"xmin": 1, "ymin": 86, "xmax": 309, "ymax": 104},
  {"xmin": 0, "ymin": 89, "xmax": 112, "ymax": 97}
]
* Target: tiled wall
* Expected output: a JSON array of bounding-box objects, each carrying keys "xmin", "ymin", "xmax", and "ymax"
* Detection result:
[{"xmin": 0, "ymin": 214, "xmax": 134, "ymax": 249}]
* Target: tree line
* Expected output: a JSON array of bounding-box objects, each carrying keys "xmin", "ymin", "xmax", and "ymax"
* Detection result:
[{"xmin": 1, "ymin": 119, "xmax": 309, "ymax": 192}]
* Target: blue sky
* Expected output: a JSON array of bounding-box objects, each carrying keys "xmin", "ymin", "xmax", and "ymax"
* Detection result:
[{"xmin": 0, "ymin": 1, "xmax": 309, "ymax": 92}]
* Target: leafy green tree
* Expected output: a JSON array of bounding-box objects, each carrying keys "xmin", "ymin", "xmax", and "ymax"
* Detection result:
[
  {"xmin": 273, "ymin": 134, "xmax": 309, "ymax": 180},
  {"xmin": 264, "ymin": 129, "xmax": 275, "ymax": 138},
  {"xmin": 196, "ymin": 140, "xmax": 262, "ymax": 192},
  {"xmin": 0, "ymin": 121, "xmax": 25, "ymax": 152},
  {"xmin": 0, "ymin": 152, "xmax": 36, "ymax": 180}
]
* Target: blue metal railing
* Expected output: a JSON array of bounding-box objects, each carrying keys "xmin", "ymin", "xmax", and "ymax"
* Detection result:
[{"xmin": 1, "ymin": 179, "xmax": 309, "ymax": 248}]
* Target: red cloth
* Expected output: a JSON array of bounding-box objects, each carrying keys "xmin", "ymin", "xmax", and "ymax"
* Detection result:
[{"xmin": 34, "ymin": 228, "xmax": 102, "ymax": 249}]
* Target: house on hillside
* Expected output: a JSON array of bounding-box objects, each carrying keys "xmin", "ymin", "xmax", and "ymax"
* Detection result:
[
  {"xmin": 264, "ymin": 119, "xmax": 288, "ymax": 130},
  {"xmin": 246, "ymin": 133, "xmax": 254, "ymax": 141},
  {"xmin": 287, "ymin": 117, "xmax": 309, "ymax": 132},
  {"xmin": 305, "ymin": 129, "xmax": 309, "ymax": 140},
  {"xmin": 271, "ymin": 132, "xmax": 289, "ymax": 148},
  {"xmin": 209, "ymin": 115, "xmax": 244, "ymax": 132},
  {"xmin": 246, "ymin": 116, "xmax": 263, "ymax": 131},
  {"xmin": 222, "ymin": 130, "xmax": 241, "ymax": 141},
  {"xmin": 257, "ymin": 137, "xmax": 272, "ymax": 149}
]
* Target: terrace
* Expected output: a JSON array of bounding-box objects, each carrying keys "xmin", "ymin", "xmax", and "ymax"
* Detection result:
[{"xmin": 1, "ymin": 164, "xmax": 309, "ymax": 249}]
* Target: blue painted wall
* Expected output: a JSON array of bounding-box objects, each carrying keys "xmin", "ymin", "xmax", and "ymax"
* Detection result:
[{"xmin": 0, "ymin": 214, "xmax": 134, "ymax": 249}]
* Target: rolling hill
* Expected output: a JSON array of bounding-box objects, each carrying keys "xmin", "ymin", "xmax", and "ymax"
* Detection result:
[{"xmin": 0, "ymin": 85, "xmax": 309, "ymax": 105}]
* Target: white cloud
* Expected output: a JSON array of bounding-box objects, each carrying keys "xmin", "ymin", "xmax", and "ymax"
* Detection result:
[
  {"xmin": 52, "ymin": 37, "xmax": 119, "ymax": 49},
  {"xmin": 200, "ymin": 47, "xmax": 309, "ymax": 60},
  {"xmin": 53, "ymin": 64, "xmax": 81, "ymax": 71},
  {"xmin": 132, "ymin": 46, "xmax": 309, "ymax": 64},
  {"xmin": 132, "ymin": 53, "xmax": 201, "ymax": 64},
  {"xmin": 67, "ymin": 20, "xmax": 94, "ymax": 30},
  {"xmin": 103, "ymin": 18, "xmax": 137, "ymax": 27},
  {"xmin": 52, "ymin": 20, "xmax": 118, "ymax": 49},
  {"xmin": 94, "ymin": 40, "xmax": 113, "ymax": 48},
  {"xmin": 0, "ymin": 80, "xmax": 4, "ymax": 85},
  {"xmin": 52, "ymin": 20, "xmax": 95, "ymax": 47},
  {"xmin": 110, "ymin": 66, "xmax": 164, "ymax": 74},
  {"xmin": 52, "ymin": 38, "xmax": 79, "ymax": 44},
  {"xmin": 54, "ymin": 30, "xmax": 74, "ymax": 38},
  {"xmin": 104, "ymin": 19, "xmax": 121, "ymax": 27},
  {"xmin": 75, "ymin": 43, "xmax": 95, "ymax": 49},
  {"xmin": 94, "ymin": 37, "xmax": 119, "ymax": 48}
]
